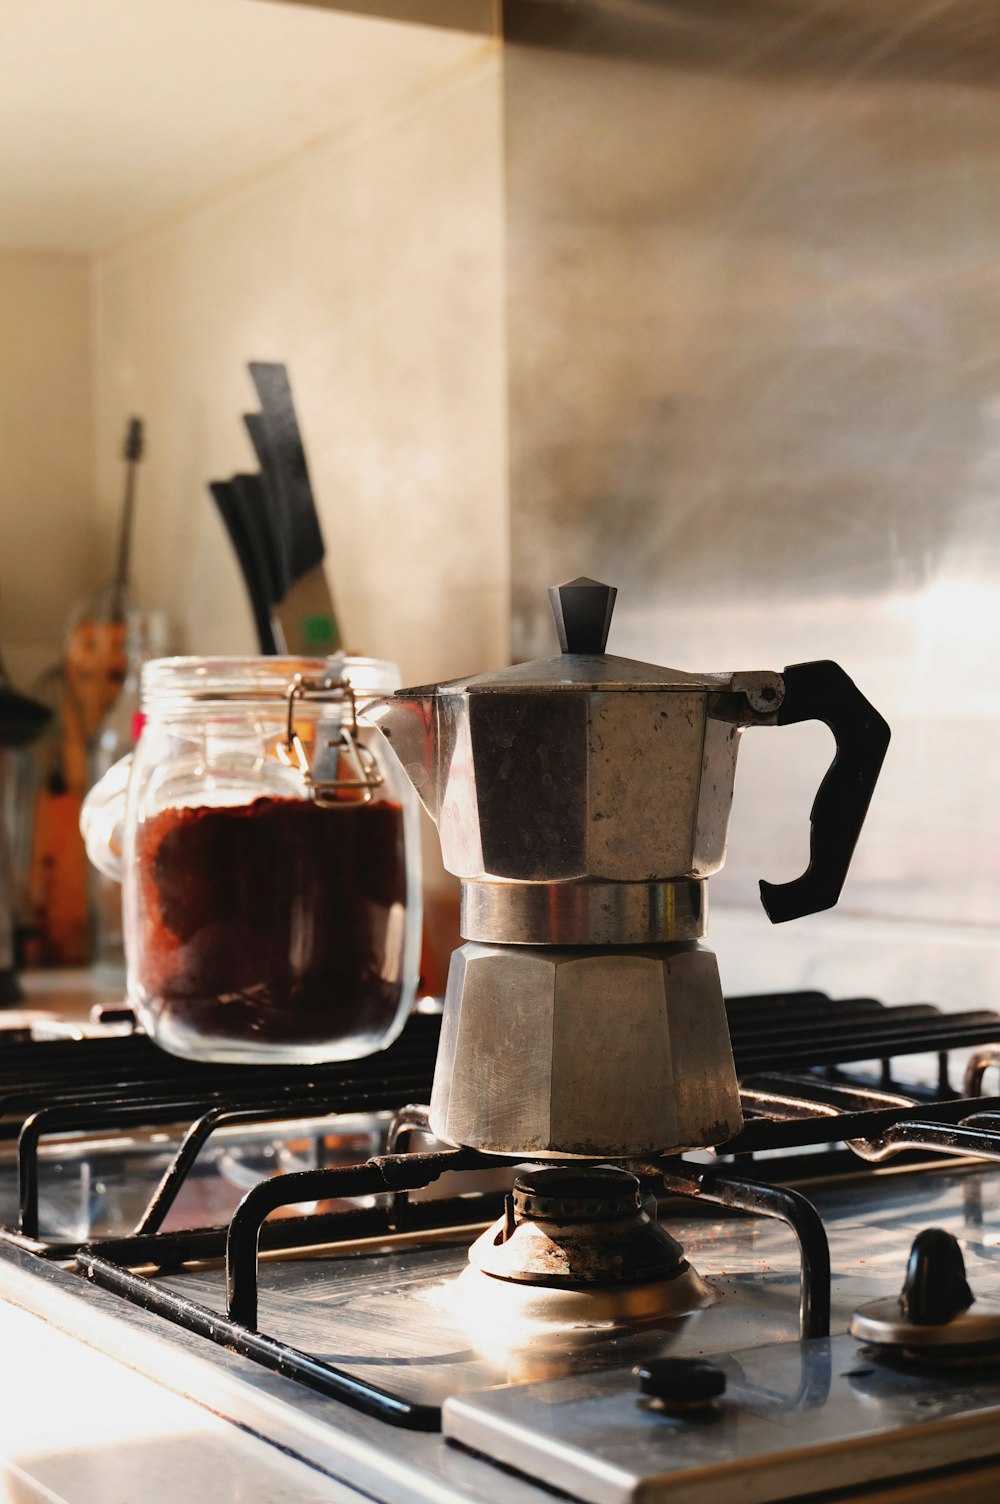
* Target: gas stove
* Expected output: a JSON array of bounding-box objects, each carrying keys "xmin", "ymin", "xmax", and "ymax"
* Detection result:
[{"xmin": 4, "ymin": 992, "xmax": 1000, "ymax": 1501}]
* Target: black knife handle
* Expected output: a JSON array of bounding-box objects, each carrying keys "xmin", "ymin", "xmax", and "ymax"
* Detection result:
[
  {"xmin": 759, "ymin": 660, "xmax": 890, "ymax": 924},
  {"xmin": 243, "ymin": 414, "xmax": 292, "ymax": 601},
  {"xmin": 209, "ymin": 481, "xmax": 278, "ymax": 654}
]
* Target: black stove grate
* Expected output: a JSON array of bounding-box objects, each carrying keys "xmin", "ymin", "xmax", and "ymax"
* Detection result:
[
  {"xmin": 4, "ymin": 991, "xmax": 1000, "ymax": 1256},
  {"xmin": 726, "ymin": 991, "xmax": 1000, "ymax": 1077},
  {"xmin": 74, "ymin": 1071, "xmax": 1000, "ymax": 1434},
  {"xmin": 0, "ymin": 1009, "xmax": 442, "ymax": 1253},
  {"xmin": 2, "ymin": 989, "xmax": 999, "ymax": 1434},
  {"xmin": 74, "ymin": 1147, "xmax": 834, "ymax": 1431},
  {"xmin": 0, "ymin": 1009, "xmax": 443, "ymax": 1121},
  {"xmin": 4, "ymin": 990, "xmax": 997, "ymax": 1107}
]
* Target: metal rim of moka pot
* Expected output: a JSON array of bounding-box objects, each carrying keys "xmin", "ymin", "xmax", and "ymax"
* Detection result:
[{"xmin": 277, "ymin": 671, "xmax": 383, "ymax": 807}]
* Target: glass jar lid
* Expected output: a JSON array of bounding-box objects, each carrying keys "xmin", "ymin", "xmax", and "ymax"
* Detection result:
[{"xmin": 141, "ymin": 653, "xmax": 399, "ymax": 709}]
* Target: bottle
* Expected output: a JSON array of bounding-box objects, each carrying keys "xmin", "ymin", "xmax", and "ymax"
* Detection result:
[{"xmin": 88, "ymin": 608, "xmax": 169, "ymax": 988}]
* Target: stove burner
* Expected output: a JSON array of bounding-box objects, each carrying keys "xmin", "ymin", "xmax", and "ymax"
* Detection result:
[
  {"xmin": 511, "ymin": 1165, "xmax": 648, "ymax": 1227},
  {"xmin": 448, "ymin": 1166, "xmax": 715, "ymax": 1338},
  {"xmin": 471, "ymin": 1166, "xmax": 688, "ymax": 1288}
]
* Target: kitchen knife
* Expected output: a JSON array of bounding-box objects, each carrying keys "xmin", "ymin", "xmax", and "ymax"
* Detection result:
[
  {"xmin": 231, "ymin": 472, "xmax": 286, "ymax": 616},
  {"xmin": 242, "ymin": 413, "xmax": 292, "ymax": 603},
  {"xmin": 247, "ymin": 363, "xmax": 341, "ymax": 655},
  {"xmin": 247, "ymin": 363, "xmax": 325, "ymax": 580},
  {"xmin": 208, "ymin": 480, "xmax": 278, "ymax": 654}
]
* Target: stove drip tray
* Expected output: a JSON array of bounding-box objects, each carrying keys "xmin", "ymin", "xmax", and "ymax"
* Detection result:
[{"xmin": 445, "ymin": 1166, "xmax": 715, "ymax": 1340}]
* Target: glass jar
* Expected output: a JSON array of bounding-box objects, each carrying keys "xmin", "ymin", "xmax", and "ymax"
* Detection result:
[{"xmin": 81, "ymin": 655, "xmax": 421, "ymax": 1064}]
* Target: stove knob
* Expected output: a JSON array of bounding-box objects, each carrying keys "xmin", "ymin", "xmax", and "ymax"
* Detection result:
[
  {"xmin": 634, "ymin": 1358, "xmax": 726, "ymax": 1407},
  {"xmin": 901, "ymin": 1228, "xmax": 973, "ymax": 1325}
]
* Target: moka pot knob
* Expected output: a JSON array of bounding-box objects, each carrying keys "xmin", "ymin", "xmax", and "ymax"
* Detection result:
[{"xmin": 548, "ymin": 577, "xmax": 617, "ymax": 654}]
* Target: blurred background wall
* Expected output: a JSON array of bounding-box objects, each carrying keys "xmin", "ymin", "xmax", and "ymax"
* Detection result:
[
  {"xmin": 4, "ymin": 0, "xmax": 1000, "ymax": 1005},
  {"xmin": 0, "ymin": 0, "xmax": 506, "ymax": 699},
  {"xmin": 504, "ymin": 0, "xmax": 1000, "ymax": 1006},
  {"xmin": 0, "ymin": 252, "xmax": 97, "ymax": 690},
  {"xmin": 0, "ymin": 0, "xmax": 505, "ymax": 955},
  {"xmin": 89, "ymin": 14, "xmax": 507, "ymax": 691}
]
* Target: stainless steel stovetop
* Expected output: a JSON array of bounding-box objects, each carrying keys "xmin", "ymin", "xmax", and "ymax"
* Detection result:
[{"xmin": 4, "ymin": 994, "xmax": 1000, "ymax": 1503}]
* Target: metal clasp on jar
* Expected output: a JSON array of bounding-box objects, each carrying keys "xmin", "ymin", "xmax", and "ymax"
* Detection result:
[{"xmin": 278, "ymin": 673, "xmax": 384, "ymax": 806}]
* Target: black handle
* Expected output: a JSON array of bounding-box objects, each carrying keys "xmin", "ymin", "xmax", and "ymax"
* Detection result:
[
  {"xmin": 248, "ymin": 362, "xmax": 326, "ymax": 582},
  {"xmin": 243, "ymin": 413, "xmax": 292, "ymax": 602},
  {"xmin": 758, "ymin": 660, "xmax": 890, "ymax": 924},
  {"xmin": 208, "ymin": 481, "xmax": 278, "ymax": 654},
  {"xmin": 232, "ymin": 473, "xmax": 286, "ymax": 608}
]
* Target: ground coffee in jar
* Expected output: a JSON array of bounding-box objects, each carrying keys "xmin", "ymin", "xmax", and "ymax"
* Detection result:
[
  {"xmin": 81, "ymin": 657, "xmax": 420, "ymax": 1064},
  {"xmin": 137, "ymin": 795, "xmax": 407, "ymax": 1052}
]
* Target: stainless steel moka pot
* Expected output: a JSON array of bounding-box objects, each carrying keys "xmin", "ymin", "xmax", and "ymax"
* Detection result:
[{"xmin": 366, "ymin": 579, "xmax": 890, "ymax": 1159}]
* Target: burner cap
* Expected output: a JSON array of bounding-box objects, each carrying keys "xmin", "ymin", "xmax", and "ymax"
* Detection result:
[
  {"xmin": 469, "ymin": 1164, "xmax": 689, "ymax": 1290},
  {"xmin": 453, "ymin": 1163, "xmax": 714, "ymax": 1338},
  {"xmin": 512, "ymin": 1166, "xmax": 642, "ymax": 1224}
]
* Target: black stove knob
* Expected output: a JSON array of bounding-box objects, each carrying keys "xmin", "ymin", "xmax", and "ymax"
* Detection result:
[
  {"xmin": 901, "ymin": 1228, "xmax": 974, "ymax": 1325},
  {"xmin": 635, "ymin": 1357, "xmax": 726, "ymax": 1405}
]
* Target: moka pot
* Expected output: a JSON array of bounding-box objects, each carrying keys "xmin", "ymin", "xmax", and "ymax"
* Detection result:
[{"xmin": 365, "ymin": 579, "xmax": 890, "ymax": 1158}]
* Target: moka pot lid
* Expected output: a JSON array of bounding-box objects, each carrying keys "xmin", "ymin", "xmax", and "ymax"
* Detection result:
[{"xmin": 397, "ymin": 578, "xmax": 782, "ymax": 705}]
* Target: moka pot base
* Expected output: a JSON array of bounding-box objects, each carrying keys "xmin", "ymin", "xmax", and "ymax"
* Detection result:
[{"xmin": 428, "ymin": 940, "xmax": 743, "ymax": 1159}]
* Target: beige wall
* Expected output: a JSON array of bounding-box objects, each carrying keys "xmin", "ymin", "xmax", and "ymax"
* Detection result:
[
  {"xmin": 0, "ymin": 25, "xmax": 505, "ymax": 956},
  {"xmin": 91, "ymin": 46, "xmax": 507, "ymax": 693},
  {"xmin": 0, "ymin": 252, "xmax": 97, "ymax": 690},
  {"xmin": 89, "ymin": 42, "xmax": 506, "ymax": 936}
]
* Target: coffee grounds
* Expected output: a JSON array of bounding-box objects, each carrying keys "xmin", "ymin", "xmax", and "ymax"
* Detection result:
[{"xmin": 135, "ymin": 796, "xmax": 407, "ymax": 1052}]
